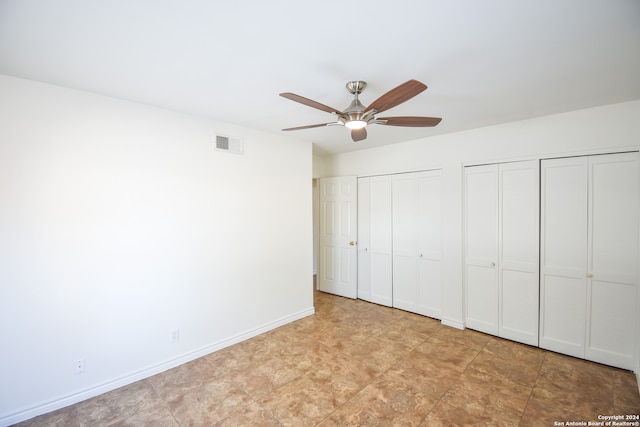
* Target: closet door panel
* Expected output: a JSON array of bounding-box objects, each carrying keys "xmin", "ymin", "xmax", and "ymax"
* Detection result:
[
  {"xmin": 392, "ymin": 174, "xmax": 419, "ymax": 313},
  {"xmin": 357, "ymin": 178, "xmax": 371, "ymax": 301},
  {"xmin": 589, "ymin": 154, "xmax": 639, "ymax": 283},
  {"xmin": 418, "ymin": 259, "xmax": 442, "ymax": 318},
  {"xmin": 419, "ymin": 172, "xmax": 442, "ymax": 259},
  {"xmin": 393, "ymin": 256, "xmax": 418, "ymax": 312},
  {"xmin": 418, "ymin": 171, "xmax": 443, "ymax": 318},
  {"xmin": 500, "ymin": 163, "xmax": 539, "ymax": 270},
  {"xmin": 501, "ymin": 269, "xmax": 539, "ymax": 346},
  {"xmin": 585, "ymin": 153, "xmax": 638, "ymax": 369},
  {"xmin": 588, "ymin": 280, "xmax": 636, "ymax": 367},
  {"xmin": 466, "ymin": 265, "xmax": 499, "ymax": 333},
  {"xmin": 499, "ymin": 161, "xmax": 539, "ymax": 346},
  {"xmin": 465, "ymin": 165, "xmax": 499, "ymax": 335},
  {"xmin": 540, "ymin": 157, "xmax": 588, "ymax": 357},
  {"xmin": 541, "ymin": 159, "xmax": 588, "ymax": 275},
  {"xmin": 369, "ymin": 177, "xmax": 393, "ymax": 307},
  {"xmin": 540, "ymin": 275, "xmax": 587, "ymax": 358}
]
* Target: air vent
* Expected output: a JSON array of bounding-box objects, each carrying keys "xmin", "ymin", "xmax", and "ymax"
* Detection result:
[
  {"xmin": 214, "ymin": 134, "xmax": 244, "ymax": 155},
  {"xmin": 216, "ymin": 135, "xmax": 229, "ymax": 150}
]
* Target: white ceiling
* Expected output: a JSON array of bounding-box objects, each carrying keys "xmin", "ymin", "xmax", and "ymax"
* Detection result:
[{"xmin": 1, "ymin": 0, "xmax": 639, "ymax": 155}]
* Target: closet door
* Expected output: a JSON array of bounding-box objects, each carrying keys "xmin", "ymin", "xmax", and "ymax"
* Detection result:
[
  {"xmin": 392, "ymin": 170, "xmax": 443, "ymax": 318},
  {"xmin": 392, "ymin": 173, "xmax": 420, "ymax": 313},
  {"xmin": 585, "ymin": 153, "xmax": 638, "ymax": 369},
  {"xmin": 540, "ymin": 157, "xmax": 588, "ymax": 358},
  {"xmin": 417, "ymin": 171, "xmax": 443, "ymax": 319},
  {"xmin": 499, "ymin": 161, "xmax": 540, "ymax": 346},
  {"xmin": 465, "ymin": 161, "xmax": 539, "ymax": 343},
  {"xmin": 541, "ymin": 153, "xmax": 639, "ymax": 369},
  {"xmin": 464, "ymin": 165, "xmax": 499, "ymax": 335},
  {"xmin": 368, "ymin": 176, "xmax": 393, "ymax": 307},
  {"xmin": 357, "ymin": 177, "xmax": 371, "ymax": 301}
]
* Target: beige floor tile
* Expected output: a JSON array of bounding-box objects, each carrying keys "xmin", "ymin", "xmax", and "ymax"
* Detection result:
[
  {"xmin": 319, "ymin": 374, "xmax": 437, "ymax": 427},
  {"xmin": 433, "ymin": 325, "xmax": 491, "ymax": 350},
  {"xmin": 438, "ymin": 369, "xmax": 532, "ymax": 423},
  {"xmin": 466, "ymin": 347, "xmax": 541, "ymax": 388},
  {"xmin": 414, "ymin": 336, "xmax": 481, "ymax": 372},
  {"xmin": 258, "ymin": 374, "xmax": 344, "ymax": 426},
  {"xmin": 386, "ymin": 350, "xmax": 461, "ymax": 400},
  {"xmin": 74, "ymin": 380, "xmax": 166, "ymax": 426},
  {"xmin": 165, "ymin": 380, "xmax": 253, "ymax": 426},
  {"xmin": 420, "ymin": 401, "xmax": 498, "ymax": 426},
  {"xmin": 213, "ymin": 402, "xmax": 281, "ymax": 426}
]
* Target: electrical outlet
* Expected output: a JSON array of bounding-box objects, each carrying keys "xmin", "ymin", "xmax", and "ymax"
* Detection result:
[
  {"xmin": 75, "ymin": 358, "xmax": 85, "ymax": 375},
  {"xmin": 170, "ymin": 328, "xmax": 180, "ymax": 343}
]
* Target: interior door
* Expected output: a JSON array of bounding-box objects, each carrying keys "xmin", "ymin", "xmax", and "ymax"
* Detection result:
[
  {"xmin": 585, "ymin": 152, "xmax": 638, "ymax": 370},
  {"xmin": 464, "ymin": 165, "xmax": 499, "ymax": 335},
  {"xmin": 318, "ymin": 176, "xmax": 358, "ymax": 298},
  {"xmin": 539, "ymin": 157, "xmax": 588, "ymax": 358}
]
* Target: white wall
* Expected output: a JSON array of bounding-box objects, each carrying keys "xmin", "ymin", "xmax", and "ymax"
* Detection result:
[
  {"xmin": 323, "ymin": 100, "xmax": 640, "ymax": 361},
  {"xmin": 0, "ymin": 75, "xmax": 314, "ymax": 426}
]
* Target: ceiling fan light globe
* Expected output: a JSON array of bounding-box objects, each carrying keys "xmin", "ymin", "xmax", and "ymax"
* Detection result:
[{"xmin": 345, "ymin": 120, "xmax": 367, "ymax": 130}]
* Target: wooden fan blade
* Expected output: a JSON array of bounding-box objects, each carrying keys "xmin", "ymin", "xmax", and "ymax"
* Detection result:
[
  {"xmin": 377, "ymin": 116, "xmax": 442, "ymax": 127},
  {"xmin": 351, "ymin": 128, "xmax": 367, "ymax": 142},
  {"xmin": 364, "ymin": 80, "xmax": 428, "ymax": 114},
  {"xmin": 280, "ymin": 92, "xmax": 343, "ymax": 114},
  {"xmin": 282, "ymin": 122, "xmax": 335, "ymax": 131}
]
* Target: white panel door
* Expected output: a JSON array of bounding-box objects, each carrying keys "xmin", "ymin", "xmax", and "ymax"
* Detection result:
[
  {"xmin": 392, "ymin": 173, "xmax": 420, "ymax": 313},
  {"xmin": 540, "ymin": 157, "xmax": 589, "ymax": 358},
  {"xmin": 417, "ymin": 171, "xmax": 443, "ymax": 319},
  {"xmin": 357, "ymin": 177, "xmax": 371, "ymax": 301},
  {"xmin": 318, "ymin": 176, "xmax": 358, "ymax": 299},
  {"xmin": 585, "ymin": 153, "xmax": 638, "ymax": 369},
  {"xmin": 464, "ymin": 165, "xmax": 499, "ymax": 335},
  {"xmin": 368, "ymin": 176, "xmax": 393, "ymax": 307},
  {"xmin": 392, "ymin": 171, "xmax": 442, "ymax": 318},
  {"xmin": 499, "ymin": 161, "xmax": 539, "ymax": 346}
]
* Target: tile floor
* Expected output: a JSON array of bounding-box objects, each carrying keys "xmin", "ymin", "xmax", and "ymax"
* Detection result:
[{"xmin": 16, "ymin": 290, "xmax": 640, "ymax": 426}]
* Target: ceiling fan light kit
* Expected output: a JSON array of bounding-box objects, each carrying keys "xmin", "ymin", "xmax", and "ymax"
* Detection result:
[{"xmin": 280, "ymin": 79, "xmax": 442, "ymax": 142}]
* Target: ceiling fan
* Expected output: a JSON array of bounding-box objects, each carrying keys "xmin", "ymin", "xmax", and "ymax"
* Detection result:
[{"xmin": 280, "ymin": 79, "xmax": 441, "ymax": 142}]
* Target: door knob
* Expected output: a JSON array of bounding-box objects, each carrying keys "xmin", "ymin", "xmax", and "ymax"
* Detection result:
[
  {"xmin": 587, "ymin": 273, "xmax": 593, "ymax": 278},
  {"xmin": 489, "ymin": 262, "xmax": 496, "ymax": 267},
  {"xmin": 349, "ymin": 241, "xmax": 356, "ymax": 246}
]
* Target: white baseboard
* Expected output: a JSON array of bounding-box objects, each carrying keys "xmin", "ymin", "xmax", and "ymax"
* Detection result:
[
  {"xmin": 1, "ymin": 307, "xmax": 315, "ymax": 427},
  {"xmin": 441, "ymin": 318, "xmax": 465, "ymax": 330}
]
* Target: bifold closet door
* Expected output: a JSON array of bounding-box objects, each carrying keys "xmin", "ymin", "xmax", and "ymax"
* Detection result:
[
  {"xmin": 465, "ymin": 161, "xmax": 539, "ymax": 344},
  {"xmin": 498, "ymin": 161, "xmax": 539, "ymax": 346},
  {"xmin": 464, "ymin": 165, "xmax": 499, "ymax": 335},
  {"xmin": 392, "ymin": 171, "xmax": 442, "ymax": 318},
  {"xmin": 540, "ymin": 152, "xmax": 638, "ymax": 370},
  {"xmin": 586, "ymin": 153, "xmax": 638, "ymax": 369},
  {"xmin": 357, "ymin": 176, "xmax": 393, "ymax": 307},
  {"xmin": 357, "ymin": 177, "xmax": 371, "ymax": 301}
]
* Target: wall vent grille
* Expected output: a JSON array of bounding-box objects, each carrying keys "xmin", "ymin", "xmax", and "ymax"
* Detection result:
[
  {"xmin": 214, "ymin": 134, "xmax": 244, "ymax": 154},
  {"xmin": 216, "ymin": 135, "xmax": 229, "ymax": 150}
]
